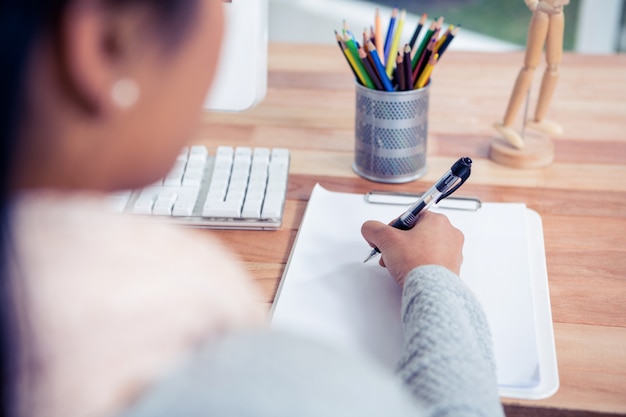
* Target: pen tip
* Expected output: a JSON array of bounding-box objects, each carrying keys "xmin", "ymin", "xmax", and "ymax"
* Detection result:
[{"xmin": 363, "ymin": 249, "xmax": 378, "ymax": 263}]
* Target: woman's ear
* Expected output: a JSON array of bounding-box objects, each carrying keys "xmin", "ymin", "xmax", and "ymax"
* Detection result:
[{"xmin": 57, "ymin": 2, "xmax": 148, "ymax": 116}]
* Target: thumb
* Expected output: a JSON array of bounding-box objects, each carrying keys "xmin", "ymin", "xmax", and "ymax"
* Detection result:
[{"xmin": 361, "ymin": 220, "xmax": 391, "ymax": 249}]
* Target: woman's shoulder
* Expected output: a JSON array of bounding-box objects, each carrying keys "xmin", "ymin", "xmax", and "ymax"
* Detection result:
[
  {"xmin": 11, "ymin": 190, "xmax": 266, "ymax": 417},
  {"xmin": 11, "ymin": 190, "xmax": 264, "ymax": 316}
]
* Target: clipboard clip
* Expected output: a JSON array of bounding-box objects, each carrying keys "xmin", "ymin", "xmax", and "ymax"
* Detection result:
[{"xmin": 365, "ymin": 190, "xmax": 482, "ymax": 211}]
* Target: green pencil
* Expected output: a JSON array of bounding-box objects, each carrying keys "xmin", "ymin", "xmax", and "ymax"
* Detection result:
[
  {"xmin": 411, "ymin": 19, "xmax": 436, "ymax": 70},
  {"xmin": 343, "ymin": 33, "xmax": 375, "ymax": 89}
]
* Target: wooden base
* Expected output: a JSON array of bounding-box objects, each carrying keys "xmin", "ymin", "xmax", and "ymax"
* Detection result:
[{"xmin": 489, "ymin": 135, "xmax": 554, "ymax": 169}]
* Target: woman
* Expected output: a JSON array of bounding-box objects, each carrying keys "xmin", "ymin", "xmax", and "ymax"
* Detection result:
[{"xmin": 0, "ymin": 1, "xmax": 504, "ymax": 416}]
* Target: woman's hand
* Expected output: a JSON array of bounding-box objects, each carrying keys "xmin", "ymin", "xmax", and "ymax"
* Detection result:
[{"xmin": 361, "ymin": 212, "xmax": 464, "ymax": 287}]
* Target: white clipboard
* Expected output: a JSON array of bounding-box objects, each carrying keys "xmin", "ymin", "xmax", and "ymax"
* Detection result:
[{"xmin": 271, "ymin": 184, "xmax": 559, "ymax": 400}]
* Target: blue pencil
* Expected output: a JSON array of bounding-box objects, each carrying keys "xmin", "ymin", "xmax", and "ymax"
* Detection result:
[
  {"xmin": 366, "ymin": 40, "xmax": 394, "ymax": 92},
  {"xmin": 383, "ymin": 8, "xmax": 398, "ymax": 65}
]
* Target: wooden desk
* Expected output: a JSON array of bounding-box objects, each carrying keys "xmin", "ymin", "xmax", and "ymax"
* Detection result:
[{"xmin": 196, "ymin": 44, "xmax": 626, "ymax": 416}]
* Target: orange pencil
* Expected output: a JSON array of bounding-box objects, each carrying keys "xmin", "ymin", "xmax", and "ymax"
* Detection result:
[{"xmin": 375, "ymin": 8, "xmax": 384, "ymax": 62}]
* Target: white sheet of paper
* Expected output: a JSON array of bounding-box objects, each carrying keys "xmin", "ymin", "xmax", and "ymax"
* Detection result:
[{"xmin": 271, "ymin": 184, "xmax": 558, "ymax": 399}]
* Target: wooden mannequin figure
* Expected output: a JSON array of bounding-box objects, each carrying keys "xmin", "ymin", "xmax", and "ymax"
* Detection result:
[{"xmin": 491, "ymin": 0, "xmax": 569, "ymax": 168}]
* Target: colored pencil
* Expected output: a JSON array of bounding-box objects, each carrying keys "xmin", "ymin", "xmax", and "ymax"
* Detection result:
[
  {"xmin": 336, "ymin": 31, "xmax": 372, "ymax": 88},
  {"xmin": 335, "ymin": 31, "xmax": 360, "ymax": 81},
  {"xmin": 408, "ymin": 13, "xmax": 427, "ymax": 50},
  {"xmin": 374, "ymin": 8, "xmax": 384, "ymax": 62},
  {"xmin": 334, "ymin": 10, "xmax": 458, "ymax": 91},
  {"xmin": 342, "ymin": 20, "xmax": 356, "ymax": 42},
  {"xmin": 343, "ymin": 33, "xmax": 375, "ymax": 89},
  {"xmin": 411, "ymin": 19, "xmax": 436, "ymax": 70},
  {"xmin": 383, "ymin": 8, "xmax": 398, "ymax": 65},
  {"xmin": 366, "ymin": 40, "xmax": 394, "ymax": 91},
  {"xmin": 416, "ymin": 53, "xmax": 439, "ymax": 89},
  {"xmin": 435, "ymin": 16, "xmax": 445, "ymax": 31},
  {"xmin": 396, "ymin": 52, "xmax": 406, "ymax": 90},
  {"xmin": 402, "ymin": 44, "xmax": 413, "ymax": 90},
  {"xmin": 413, "ymin": 37, "xmax": 436, "ymax": 87},
  {"xmin": 386, "ymin": 9, "xmax": 406, "ymax": 77},
  {"xmin": 360, "ymin": 47, "xmax": 383, "ymax": 90},
  {"xmin": 437, "ymin": 25, "xmax": 460, "ymax": 58},
  {"xmin": 362, "ymin": 29, "xmax": 370, "ymax": 50},
  {"xmin": 436, "ymin": 25, "xmax": 454, "ymax": 51}
]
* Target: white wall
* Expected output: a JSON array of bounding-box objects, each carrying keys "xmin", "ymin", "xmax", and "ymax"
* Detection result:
[{"xmin": 575, "ymin": 0, "xmax": 624, "ymax": 53}]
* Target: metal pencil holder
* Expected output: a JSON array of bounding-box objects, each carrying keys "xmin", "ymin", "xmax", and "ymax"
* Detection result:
[{"xmin": 353, "ymin": 83, "xmax": 429, "ymax": 183}]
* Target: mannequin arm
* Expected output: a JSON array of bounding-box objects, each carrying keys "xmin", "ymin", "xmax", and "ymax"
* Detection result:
[
  {"xmin": 526, "ymin": 0, "xmax": 565, "ymax": 14},
  {"xmin": 537, "ymin": 1, "xmax": 563, "ymax": 14},
  {"xmin": 525, "ymin": 0, "xmax": 539, "ymax": 11}
]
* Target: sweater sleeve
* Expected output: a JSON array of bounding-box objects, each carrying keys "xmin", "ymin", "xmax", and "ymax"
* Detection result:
[
  {"xmin": 119, "ymin": 266, "xmax": 505, "ymax": 417},
  {"xmin": 397, "ymin": 265, "xmax": 505, "ymax": 417}
]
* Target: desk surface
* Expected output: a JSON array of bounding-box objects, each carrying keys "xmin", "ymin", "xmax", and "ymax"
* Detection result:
[{"xmin": 196, "ymin": 44, "xmax": 626, "ymax": 415}]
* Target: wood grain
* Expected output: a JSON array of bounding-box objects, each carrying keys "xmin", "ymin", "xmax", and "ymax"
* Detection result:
[{"xmin": 196, "ymin": 44, "xmax": 626, "ymax": 414}]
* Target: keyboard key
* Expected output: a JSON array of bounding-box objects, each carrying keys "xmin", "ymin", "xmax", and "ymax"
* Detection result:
[
  {"xmin": 163, "ymin": 160, "xmax": 187, "ymax": 186},
  {"xmin": 242, "ymin": 200, "xmax": 262, "ymax": 218},
  {"xmin": 261, "ymin": 200, "xmax": 283, "ymax": 219},
  {"xmin": 271, "ymin": 148, "xmax": 289, "ymax": 160},
  {"xmin": 253, "ymin": 147, "xmax": 270, "ymax": 163},
  {"xmin": 215, "ymin": 146, "xmax": 234, "ymax": 162},
  {"xmin": 134, "ymin": 196, "xmax": 156, "ymax": 215},
  {"xmin": 189, "ymin": 145, "xmax": 208, "ymax": 163},
  {"xmin": 153, "ymin": 191, "xmax": 178, "ymax": 215},
  {"xmin": 113, "ymin": 145, "xmax": 289, "ymax": 228},
  {"xmin": 172, "ymin": 187, "xmax": 201, "ymax": 216},
  {"xmin": 235, "ymin": 147, "xmax": 252, "ymax": 161},
  {"xmin": 182, "ymin": 169, "xmax": 204, "ymax": 186},
  {"xmin": 107, "ymin": 191, "xmax": 131, "ymax": 213},
  {"xmin": 203, "ymin": 200, "xmax": 241, "ymax": 218}
]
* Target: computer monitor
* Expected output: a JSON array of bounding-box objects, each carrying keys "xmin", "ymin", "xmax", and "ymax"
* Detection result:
[{"xmin": 203, "ymin": 0, "xmax": 268, "ymax": 112}]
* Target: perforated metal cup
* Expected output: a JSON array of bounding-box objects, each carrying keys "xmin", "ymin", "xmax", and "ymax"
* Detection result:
[{"xmin": 353, "ymin": 83, "xmax": 429, "ymax": 183}]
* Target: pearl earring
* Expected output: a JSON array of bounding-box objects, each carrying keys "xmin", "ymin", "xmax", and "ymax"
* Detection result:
[{"xmin": 111, "ymin": 78, "xmax": 140, "ymax": 109}]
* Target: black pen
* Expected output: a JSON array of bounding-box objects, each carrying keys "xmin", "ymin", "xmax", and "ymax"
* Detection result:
[{"xmin": 363, "ymin": 157, "xmax": 472, "ymax": 263}]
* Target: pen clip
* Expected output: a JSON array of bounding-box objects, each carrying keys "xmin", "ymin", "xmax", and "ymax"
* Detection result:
[
  {"xmin": 434, "ymin": 156, "xmax": 472, "ymax": 204},
  {"xmin": 436, "ymin": 171, "xmax": 470, "ymax": 203}
]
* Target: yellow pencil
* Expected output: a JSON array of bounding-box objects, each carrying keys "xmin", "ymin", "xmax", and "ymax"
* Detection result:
[
  {"xmin": 343, "ymin": 33, "xmax": 375, "ymax": 89},
  {"xmin": 385, "ymin": 9, "xmax": 406, "ymax": 77},
  {"xmin": 436, "ymin": 25, "xmax": 454, "ymax": 51},
  {"xmin": 416, "ymin": 53, "xmax": 438, "ymax": 89}
]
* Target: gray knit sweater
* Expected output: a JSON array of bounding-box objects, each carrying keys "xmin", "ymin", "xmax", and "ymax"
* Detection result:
[{"xmin": 121, "ymin": 265, "xmax": 505, "ymax": 417}]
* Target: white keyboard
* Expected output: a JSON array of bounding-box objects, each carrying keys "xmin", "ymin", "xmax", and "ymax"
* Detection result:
[{"xmin": 109, "ymin": 145, "xmax": 290, "ymax": 229}]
